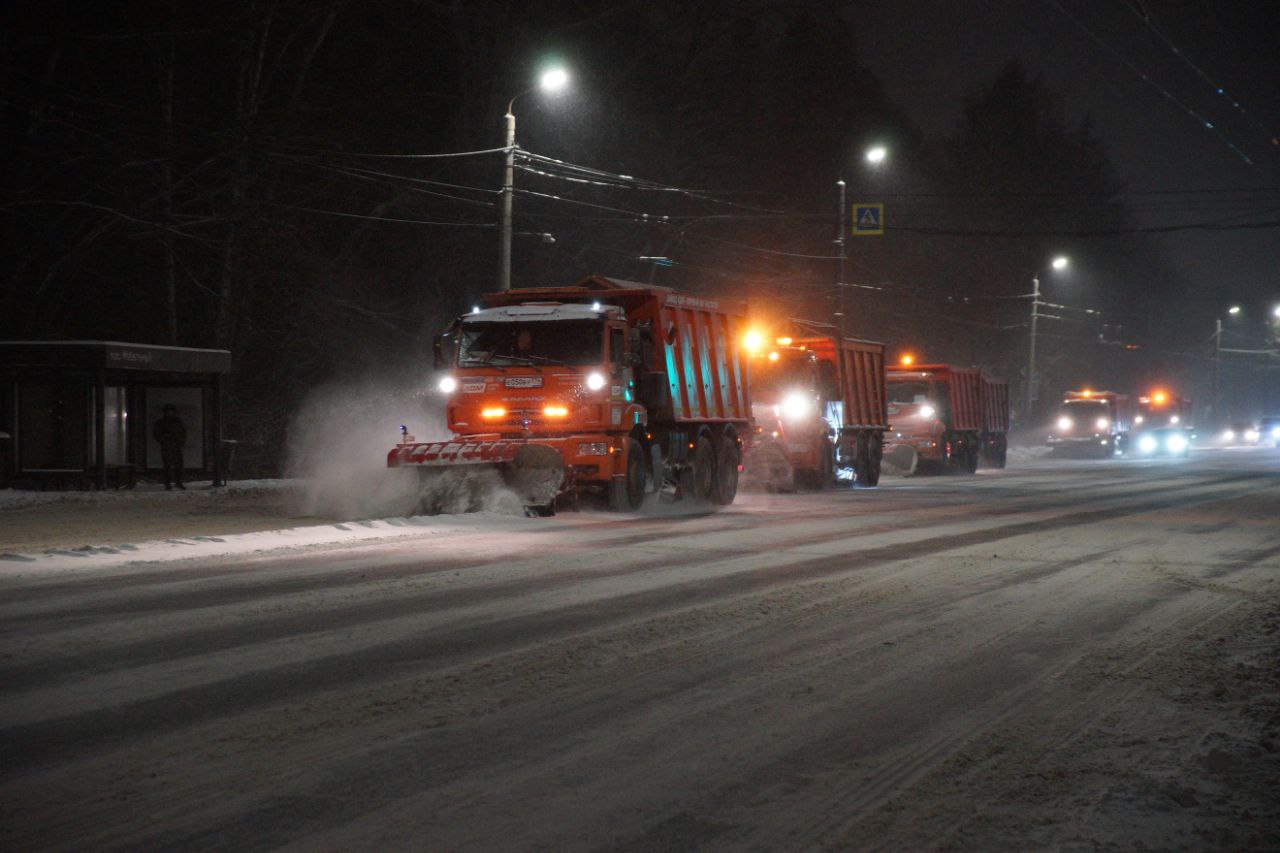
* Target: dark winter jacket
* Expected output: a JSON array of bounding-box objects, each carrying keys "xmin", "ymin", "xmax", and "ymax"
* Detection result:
[{"xmin": 153, "ymin": 414, "xmax": 187, "ymax": 451}]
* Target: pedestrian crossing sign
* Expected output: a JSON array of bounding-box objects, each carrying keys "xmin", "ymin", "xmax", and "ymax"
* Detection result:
[{"xmin": 853, "ymin": 203, "xmax": 884, "ymax": 236}]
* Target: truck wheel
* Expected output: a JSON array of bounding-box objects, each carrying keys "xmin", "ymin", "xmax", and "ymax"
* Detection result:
[
  {"xmin": 963, "ymin": 441, "xmax": 979, "ymax": 474},
  {"xmin": 861, "ymin": 433, "xmax": 883, "ymax": 486},
  {"xmin": 853, "ymin": 432, "xmax": 873, "ymax": 486},
  {"xmin": 680, "ymin": 435, "xmax": 716, "ymax": 504},
  {"xmin": 712, "ymin": 436, "xmax": 740, "ymax": 505},
  {"xmin": 993, "ymin": 435, "xmax": 1008, "ymax": 469},
  {"xmin": 609, "ymin": 437, "xmax": 648, "ymax": 512}
]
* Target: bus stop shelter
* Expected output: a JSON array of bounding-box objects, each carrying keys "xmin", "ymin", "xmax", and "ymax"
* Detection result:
[{"xmin": 0, "ymin": 341, "xmax": 232, "ymax": 490}]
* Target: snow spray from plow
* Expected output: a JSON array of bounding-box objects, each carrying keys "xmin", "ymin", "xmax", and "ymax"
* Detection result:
[{"xmin": 387, "ymin": 439, "xmax": 564, "ymax": 516}]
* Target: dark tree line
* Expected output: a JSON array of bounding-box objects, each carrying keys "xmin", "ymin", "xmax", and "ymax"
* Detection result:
[{"xmin": 2, "ymin": 1, "xmax": 1180, "ymax": 469}]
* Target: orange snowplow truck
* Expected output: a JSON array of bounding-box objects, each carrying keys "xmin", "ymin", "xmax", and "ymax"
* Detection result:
[
  {"xmin": 884, "ymin": 363, "xmax": 1009, "ymax": 473},
  {"xmin": 388, "ymin": 275, "xmax": 752, "ymax": 515},
  {"xmin": 744, "ymin": 329, "xmax": 888, "ymax": 488}
]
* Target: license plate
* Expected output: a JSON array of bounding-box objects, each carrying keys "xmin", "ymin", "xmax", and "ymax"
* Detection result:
[{"xmin": 505, "ymin": 377, "xmax": 543, "ymax": 388}]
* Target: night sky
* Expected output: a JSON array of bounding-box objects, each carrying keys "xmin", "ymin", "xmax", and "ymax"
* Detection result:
[{"xmin": 3, "ymin": 0, "xmax": 1277, "ymax": 464}]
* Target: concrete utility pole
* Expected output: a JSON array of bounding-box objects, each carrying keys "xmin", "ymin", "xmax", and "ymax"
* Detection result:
[
  {"xmin": 499, "ymin": 105, "xmax": 516, "ymax": 291},
  {"xmin": 498, "ymin": 67, "xmax": 568, "ymax": 291},
  {"xmin": 1026, "ymin": 275, "xmax": 1041, "ymax": 419},
  {"xmin": 1213, "ymin": 317, "xmax": 1223, "ymax": 417},
  {"xmin": 836, "ymin": 179, "xmax": 847, "ymax": 337}
]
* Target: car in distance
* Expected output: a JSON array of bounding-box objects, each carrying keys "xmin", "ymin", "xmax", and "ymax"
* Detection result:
[{"xmin": 1135, "ymin": 426, "xmax": 1190, "ymax": 458}]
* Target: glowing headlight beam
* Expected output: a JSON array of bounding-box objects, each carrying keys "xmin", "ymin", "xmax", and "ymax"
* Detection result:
[
  {"xmin": 438, "ymin": 376, "xmax": 458, "ymax": 393},
  {"xmin": 780, "ymin": 392, "xmax": 813, "ymax": 421},
  {"xmin": 585, "ymin": 372, "xmax": 607, "ymax": 391}
]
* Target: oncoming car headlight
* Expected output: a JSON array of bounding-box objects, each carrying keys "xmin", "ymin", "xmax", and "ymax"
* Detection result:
[
  {"xmin": 1221, "ymin": 429, "xmax": 1236, "ymax": 442},
  {"xmin": 1137, "ymin": 435, "xmax": 1158, "ymax": 454},
  {"xmin": 1165, "ymin": 433, "xmax": 1189, "ymax": 454},
  {"xmin": 1244, "ymin": 428, "xmax": 1260, "ymax": 442},
  {"xmin": 780, "ymin": 392, "xmax": 813, "ymax": 421}
]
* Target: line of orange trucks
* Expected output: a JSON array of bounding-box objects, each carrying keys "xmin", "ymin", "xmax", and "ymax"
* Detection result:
[{"xmin": 388, "ymin": 275, "xmax": 1011, "ymax": 515}]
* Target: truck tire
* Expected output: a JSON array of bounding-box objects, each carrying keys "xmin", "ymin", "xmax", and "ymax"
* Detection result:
[
  {"xmin": 854, "ymin": 432, "xmax": 883, "ymax": 486},
  {"xmin": 963, "ymin": 439, "xmax": 979, "ymax": 474},
  {"xmin": 992, "ymin": 435, "xmax": 1008, "ymax": 469},
  {"xmin": 609, "ymin": 437, "xmax": 648, "ymax": 512},
  {"xmin": 712, "ymin": 435, "xmax": 740, "ymax": 505},
  {"xmin": 681, "ymin": 435, "xmax": 716, "ymax": 504}
]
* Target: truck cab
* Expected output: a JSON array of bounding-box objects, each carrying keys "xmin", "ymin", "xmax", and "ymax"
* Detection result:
[
  {"xmin": 885, "ymin": 365, "xmax": 983, "ymax": 473},
  {"xmin": 1047, "ymin": 390, "xmax": 1130, "ymax": 458},
  {"xmin": 436, "ymin": 303, "xmax": 634, "ymax": 441},
  {"xmin": 748, "ymin": 346, "xmax": 839, "ymax": 487}
]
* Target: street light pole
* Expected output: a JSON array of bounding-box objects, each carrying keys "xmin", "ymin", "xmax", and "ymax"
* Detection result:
[
  {"xmin": 836, "ymin": 179, "xmax": 846, "ymax": 337},
  {"xmin": 497, "ymin": 67, "xmax": 568, "ymax": 292},
  {"xmin": 499, "ymin": 104, "xmax": 516, "ymax": 291},
  {"xmin": 1026, "ymin": 275, "xmax": 1041, "ymax": 418},
  {"xmin": 1213, "ymin": 317, "xmax": 1223, "ymax": 417}
]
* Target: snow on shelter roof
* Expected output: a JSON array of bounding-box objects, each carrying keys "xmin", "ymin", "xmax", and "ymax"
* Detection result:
[{"xmin": 0, "ymin": 341, "xmax": 232, "ymax": 374}]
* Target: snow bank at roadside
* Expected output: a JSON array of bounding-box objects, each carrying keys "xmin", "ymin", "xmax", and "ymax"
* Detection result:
[
  {"xmin": 0, "ymin": 479, "xmax": 295, "ymax": 511},
  {"xmin": 0, "ymin": 510, "xmax": 536, "ymax": 573}
]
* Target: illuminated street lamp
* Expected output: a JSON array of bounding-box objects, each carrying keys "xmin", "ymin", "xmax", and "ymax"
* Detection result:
[
  {"xmin": 499, "ymin": 66, "xmax": 569, "ymax": 291},
  {"xmin": 836, "ymin": 145, "xmax": 889, "ymax": 335},
  {"xmin": 1025, "ymin": 255, "xmax": 1069, "ymax": 417}
]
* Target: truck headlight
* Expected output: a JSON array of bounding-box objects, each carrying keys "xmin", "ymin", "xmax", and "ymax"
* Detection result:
[
  {"xmin": 1244, "ymin": 429, "xmax": 1259, "ymax": 442},
  {"xmin": 780, "ymin": 392, "xmax": 813, "ymax": 421},
  {"xmin": 1057, "ymin": 416, "xmax": 1072, "ymax": 432},
  {"xmin": 438, "ymin": 376, "xmax": 457, "ymax": 393},
  {"xmin": 1095, "ymin": 417, "xmax": 1109, "ymax": 431},
  {"xmin": 1138, "ymin": 435, "xmax": 1158, "ymax": 454},
  {"xmin": 585, "ymin": 371, "xmax": 607, "ymax": 391},
  {"xmin": 1166, "ymin": 433, "xmax": 1188, "ymax": 453},
  {"xmin": 1222, "ymin": 429, "xmax": 1236, "ymax": 442},
  {"xmin": 918, "ymin": 404, "xmax": 935, "ymax": 419}
]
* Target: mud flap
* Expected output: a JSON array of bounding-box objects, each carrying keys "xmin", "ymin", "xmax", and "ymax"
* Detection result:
[{"xmin": 884, "ymin": 445, "xmax": 918, "ymax": 476}]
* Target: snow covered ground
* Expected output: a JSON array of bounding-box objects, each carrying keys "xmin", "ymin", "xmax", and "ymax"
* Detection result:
[{"xmin": 1, "ymin": 450, "xmax": 1277, "ymax": 849}]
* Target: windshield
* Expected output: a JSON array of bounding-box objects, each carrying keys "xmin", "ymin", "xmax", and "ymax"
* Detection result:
[
  {"xmin": 887, "ymin": 381, "xmax": 930, "ymax": 405},
  {"xmin": 457, "ymin": 319, "xmax": 604, "ymax": 367},
  {"xmin": 751, "ymin": 356, "xmax": 814, "ymax": 398}
]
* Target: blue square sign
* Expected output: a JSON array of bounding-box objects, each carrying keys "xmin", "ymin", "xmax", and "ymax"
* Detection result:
[{"xmin": 853, "ymin": 203, "xmax": 884, "ymax": 236}]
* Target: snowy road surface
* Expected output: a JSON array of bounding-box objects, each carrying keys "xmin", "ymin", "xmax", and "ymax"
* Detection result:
[{"xmin": 2, "ymin": 450, "xmax": 1279, "ymax": 849}]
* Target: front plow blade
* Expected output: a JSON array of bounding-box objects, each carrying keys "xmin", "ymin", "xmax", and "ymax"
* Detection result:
[{"xmin": 389, "ymin": 440, "xmax": 565, "ymax": 515}]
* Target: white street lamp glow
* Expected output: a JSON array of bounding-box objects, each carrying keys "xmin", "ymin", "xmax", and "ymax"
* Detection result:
[
  {"xmin": 539, "ymin": 67, "xmax": 569, "ymax": 93},
  {"xmin": 865, "ymin": 146, "xmax": 887, "ymax": 165},
  {"xmin": 1272, "ymin": 304, "xmax": 1280, "ymax": 318},
  {"xmin": 1051, "ymin": 256, "xmax": 1069, "ymax": 271},
  {"xmin": 1228, "ymin": 304, "xmax": 1242, "ymax": 315}
]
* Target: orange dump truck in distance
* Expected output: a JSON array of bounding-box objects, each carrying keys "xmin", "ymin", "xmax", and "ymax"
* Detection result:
[
  {"xmin": 884, "ymin": 363, "xmax": 1009, "ymax": 473},
  {"xmin": 745, "ymin": 328, "xmax": 887, "ymax": 487},
  {"xmin": 389, "ymin": 275, "xmax": 752, "ymax": 514}
]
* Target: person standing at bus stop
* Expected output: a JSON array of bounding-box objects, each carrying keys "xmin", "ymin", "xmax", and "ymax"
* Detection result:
[{"xmin": 153, "ymin": 404, "xmax": 187, "ymax": 490}]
